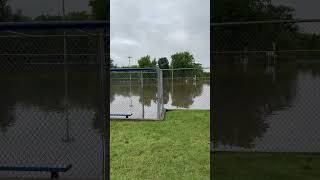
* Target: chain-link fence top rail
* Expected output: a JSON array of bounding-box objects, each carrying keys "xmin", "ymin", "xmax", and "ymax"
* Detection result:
[
  {"xmin": 0, "ymin": 21, "xmax": 109, "ymax": 179},
  {"xmin": 212, "ymin": 19, "xmax": 320, "ymax": 153}
]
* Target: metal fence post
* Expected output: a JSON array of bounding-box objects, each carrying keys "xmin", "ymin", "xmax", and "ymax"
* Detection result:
[
  {"xmin": 157, "ymin": 68, "xmax": 161, "ymax": 120},
  {"xmin": 97, "ymin": 30, "xmax": 109, "ymax": 180},
  {"xmin": 141, "ymin": 71, "xmax": 144, "ymax": 119},
  {"xmin": 160, "ymin": 70, "xmax": 164, "ymax": 119}
]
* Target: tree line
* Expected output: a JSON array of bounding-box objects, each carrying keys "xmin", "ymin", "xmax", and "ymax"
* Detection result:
[
  {"xmin": 111, "ymin": 51, "xmax": 209, "ymax": 78},
  {"xmin": 0, "ymin": 0, "xmax": 108, "ymax": 21},
  {"xmin": 212, "ymin": 0, "xmax": 320, "ymax": 57}
]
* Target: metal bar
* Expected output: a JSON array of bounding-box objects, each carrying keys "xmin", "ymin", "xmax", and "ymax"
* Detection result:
[
  {"xmin": 111, "ymin": 68, "xmax": 156, "ymax": 72},
  {"xmin": 141, "ymin": 71, "xmax": 144, "ymax": 119},
  {"xmin": 0, "ymin": 21, "xmax": 109, "ymax": 31},
  {"xmin": 0, "ymin": 54, "xmax": 96, "ymax": 56},
  {"xmin": 160, "ymin": 70, "xmax": 164, "ymax": 119},
  {"xmin": 162, "ymin": 67, "xmax": 208, "ymax": 71},
  {"xmin": 0, "ymin": 164, "xmax": 72, "ymax": 172},
  {"xmin": 212, "ymin": 49, "xmax": 320, "ymax": 54},
  {"xmin": 157, "ymin": 68, "xmax": 161, "ymax": 120},
  {"xmin": 0, "ymin": 34, "xmax": 104, "ymax": 38},
  {"xmin": 211, "ymin": 19, "xmax": 320, "ymax": 26},
  {"xmin": 97, "ymin": 30, "xmax": 109, "ymax": 180}
]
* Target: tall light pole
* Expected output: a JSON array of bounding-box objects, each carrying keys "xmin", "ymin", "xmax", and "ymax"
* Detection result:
[{"xmin": 128, "ymin": 56, "xmax": 132, "ymax": 67}]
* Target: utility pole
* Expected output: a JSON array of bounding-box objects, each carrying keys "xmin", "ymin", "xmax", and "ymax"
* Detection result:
[{"xmin": 128, "ymin": 56, "xmax": 132, "ymax": 67}]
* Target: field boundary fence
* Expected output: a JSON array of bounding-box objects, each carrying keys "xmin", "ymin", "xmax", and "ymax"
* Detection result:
[
  {"xmin": 110, "ymin": 68, "xmax": 165, "ymax": 120},
  {"xmin": 212, "ymin": 19, "xmax": 320, "ymax": 153},
  {"xmin": 0, "ymin": 21, "xmax": 109, "ymax": 179}
]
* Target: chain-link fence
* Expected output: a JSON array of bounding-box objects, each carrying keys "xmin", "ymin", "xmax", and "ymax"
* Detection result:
[
  {"xmin": 212, "ymin": 19, "xmax": 320, "ymax": 153},
  {"xmin": 0, "ymin": 21, "xmax": 109, "ymax": 179},
  {"xmin": 110, "ymin": 68, "xmax": 165, "ymax": 120},
  {"xmin": 162, "ymin": 68, "xmax": 210, "ymax": 110}
]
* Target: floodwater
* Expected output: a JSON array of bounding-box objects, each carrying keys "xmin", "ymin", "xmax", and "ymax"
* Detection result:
[
  {"xmin": 0, "ymin": 70, "xmax": 210, "ymax": 178},
  {"xmin": 213, "ymin": 59, "xmax": 320, "ymax": 153},
  {"xmin": 0, "ymin": 71, "xmax": 104, "ymax": 179},
  {"xmin": 110, "ymin": 79, "xmax": 210, "ymax": 119}
]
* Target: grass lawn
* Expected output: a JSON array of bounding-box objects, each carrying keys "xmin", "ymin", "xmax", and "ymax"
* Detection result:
[
  {"xmin": 111, "ymin": 110, "xmax": 210, "ymax": 180},
  {"xmin": 213, "ymin": 152, "xmax": 320, "ymax": 180}
]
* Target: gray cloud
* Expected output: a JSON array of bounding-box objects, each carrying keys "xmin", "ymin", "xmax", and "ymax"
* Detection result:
[{"xmin": 111, "ymin": 0, "xmax": 210, "ymax": 67}]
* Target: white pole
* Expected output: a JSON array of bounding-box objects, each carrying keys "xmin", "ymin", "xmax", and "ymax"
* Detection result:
[{"xmin": 62, "ymin": 0, "xmax": 71, "ymax": 142}]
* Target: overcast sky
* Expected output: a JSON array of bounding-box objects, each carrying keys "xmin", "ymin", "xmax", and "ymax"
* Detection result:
[{"xmin": 110, "ymin": 0, "xmax": 210, "ymax": 67}]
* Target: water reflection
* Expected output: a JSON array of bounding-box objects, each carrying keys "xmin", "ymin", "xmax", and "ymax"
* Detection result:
[
  {"xmin": 214, "ymin": 57, "xmax": 320, "ymax": 152},
  {"xmin": 110, "ymin": 79, "xmax": 210, "ymax": 119}
]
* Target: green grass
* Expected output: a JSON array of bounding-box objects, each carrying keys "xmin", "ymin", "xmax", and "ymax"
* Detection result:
[
  {"xmin": 111, "ymin": 110, "xmax": 210, "ymax": 180},
  {"xmin": 213, "ymin": 152, "xmax": 320, "ymax": 180}
]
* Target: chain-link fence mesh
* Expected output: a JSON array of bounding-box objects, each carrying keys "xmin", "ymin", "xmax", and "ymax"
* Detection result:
[
  {"xmin": 110, "ymin": 69, "xmax": 165, "ymax": 120},
  {"xmin": 212, "ymin": 20, "xmax": 320, "ymax": 153},
  {"xmin": 162, "ymin": 68, "xmax": 210, "ymax": 110},
  {"xmin": 0, "ymin": 22, "xmax": 108, "ymax": 179}
]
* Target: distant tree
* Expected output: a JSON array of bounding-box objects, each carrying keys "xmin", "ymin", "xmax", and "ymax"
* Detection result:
[
  {"xmin": 34, "ymin": 11, "xmax": 89, "ymax": 21},
  {"xmin": 171, "ymin": 51, "xmax": 195, "ymax": 69},
  {"xmin": 11, "ymin": 9, "xmax": 30, "ymax": 21},
  {"xmin": 151, "ymin": 58, "xmax": 157, "ymax": 67},
  {"xmin": 89, "ymin": 0, "xmax": 108, "ymax": 20},
  {"xmin": 0, "ymin": 1, "xmax": 28, "ymax": 21},
  {"xmin": 138, "ymin": 55, "xmax": 156, "ymax": 68},
  {"xmin": 66, "ymin": 11, "xmax": 90, "ymax": 20},
  {"xmin": 110, "ymin": 58, "xmax": 117, "ymax": 68},
  {"xmin": 158, "ymin": 57, "xmax": 169, "ymax": 69},
  {"xmin": 0, "ymin": 0, "xmax": 10, "ymax": 21},
  {"xmin": 34, "ymin": 15, "xmax": 62, "ymax": 21}
]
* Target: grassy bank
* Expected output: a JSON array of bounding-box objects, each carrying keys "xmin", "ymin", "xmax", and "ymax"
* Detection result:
[
  {"xmin": 213, "ymin": 152, "xmax": 320, "ymax": 180},
  {"xmin": 111, "ymin": 110, "xmax": 210, "ymax": 180}
]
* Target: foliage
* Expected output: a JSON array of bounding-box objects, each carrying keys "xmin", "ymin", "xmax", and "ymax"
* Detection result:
[
  {"xmin": 212, "ymin": 0, "xmax": 295, "ymax": 22},
  {"xmin": 171, "ymin": 51, "xmax": 195, "ymax": 69},
  {"xmin": 89, "ymin": 0, "xmax": 108, "ymax": 20},
  {"xmin": 34, "ymin": 11, "xmax": 90, "ymax": 21},
  {"xmin": 0, "ymin": 0, "xmax": 29, "ymax": 21},
  {"xmin": 158, "ymin": 57, "xmax": 170, "ymax": 69},
  {"xmin": 212, "ymin": 0, "xmax": 320, "ymax": 52},
  {"xmin": 110, "ymin": 58, "xmax": 117, "ymax": 68},
  {"xmin": 137, "ymin": 55, "xmax": 156, "ymax": 68}
]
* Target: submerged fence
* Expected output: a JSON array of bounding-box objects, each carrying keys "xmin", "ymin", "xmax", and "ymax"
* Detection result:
[
  {"xmin": 110, "ymin": 67, "xmax": 210, "ymax": 119},
  {"xmin": 110, "ymin": 68, "xmax": 165, "ymax": 120},
  {"xmin": 212, "ymin": 19, "xmax": 320, "ymax": 153},
  {"xmin": 0, "ymin": 21, "xmax": 109, "ymax": 179}
]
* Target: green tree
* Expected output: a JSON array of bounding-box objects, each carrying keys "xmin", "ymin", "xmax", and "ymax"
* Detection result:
[
  {"xmin": 89, "ymin": 0, "xmax": 108, "ymax": 20},
  {"xmin": 34, "ymin": 11, "xmax": 90, "ymax": 21},
  {"xmin": 0, "ymin": 1, "xmax": 28, "ymax": 22},
  {"xmin": 138, "ymin": 55, "xmax": 155, "ymax": 68},
  {"xmin": 158, "ymin": 57, "xmax": 169, "ymax": 69},
  {"xmin": 171, "ymin": 51, "xmax": 195, "ymax": 69},
  {"xmin": 151, "ymin": 58, "xmax": 157, "ymax": 67},
  {"xmin": 110, "ymin": 58, "xmax": 117, "ymax": 68},
  {"xmin": 0, "ymin": 0, "xmax": 10, "ymax": 21}
]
